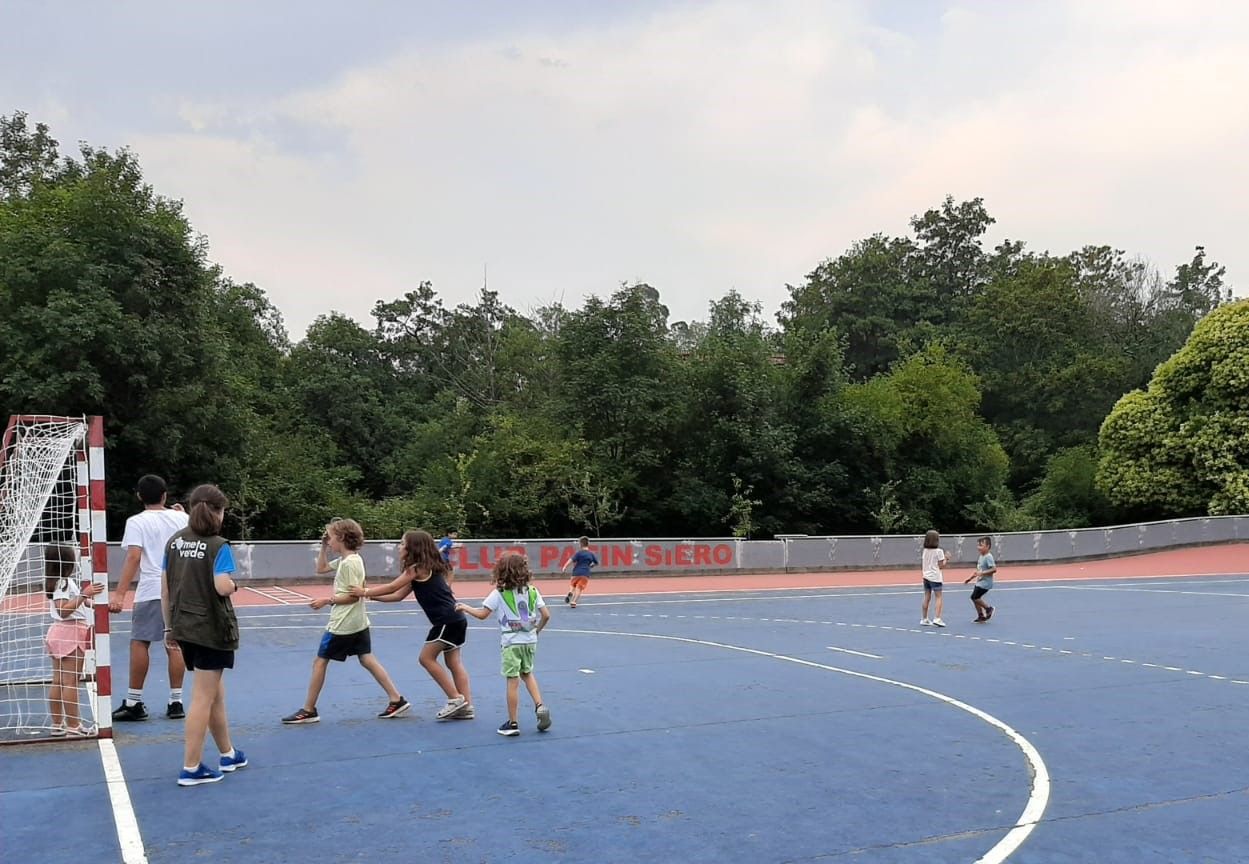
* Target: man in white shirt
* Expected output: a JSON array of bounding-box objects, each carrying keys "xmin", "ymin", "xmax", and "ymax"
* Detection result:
[{"xmin": 109, "ymin": 475, "xmax": 189, "ymax": 721}]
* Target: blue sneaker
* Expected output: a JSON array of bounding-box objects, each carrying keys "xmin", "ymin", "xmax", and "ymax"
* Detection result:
[
  {"xmin": 219, "ymin": 748, "xmax": 248, "ymax": 772},
  {"xmin": 177, "ymin": 763, "xmax": 223, "ymax": 786}
]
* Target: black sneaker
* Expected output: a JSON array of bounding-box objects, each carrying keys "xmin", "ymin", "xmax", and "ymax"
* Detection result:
[
  {"xmin": 112, "ymin": 701, "xmax": 149, "ymax": 722},
  {"xmin": 497, "ymin": 720, "xmax": 520, "ymax": 737},
  {"xmin": 378, "ymin": 697, "xmax": 411, "ymax": 719},
  {"xmin": 564, "ymin": 592, "xmax": 572, "ymax": 604},
  {"xmin": 281, "ymin": 707, "xmax": 320, "ymax": 724},
  {"xmin": 985, "ymin": 606, "xmax": 995, "ymax": 621},
  {"xmin": 166, "ymin": 701, "xmax": 185, "ymax": 720}
]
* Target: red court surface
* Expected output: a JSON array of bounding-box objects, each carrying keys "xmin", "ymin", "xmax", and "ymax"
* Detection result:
[{"xmin": 105, "ymin": 542, "xmax": 1248, "ymax": 609}]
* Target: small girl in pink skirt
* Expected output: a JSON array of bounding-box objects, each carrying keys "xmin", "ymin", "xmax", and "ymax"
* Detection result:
[{"xmin": 44, "ymin": 545, "xmax": 102, "ymax": 736}]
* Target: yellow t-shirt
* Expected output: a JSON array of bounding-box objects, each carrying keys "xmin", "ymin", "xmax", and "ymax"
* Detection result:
[{"xmin": 328, "ymin": 554, "xmax": 368, "ymax": 635}]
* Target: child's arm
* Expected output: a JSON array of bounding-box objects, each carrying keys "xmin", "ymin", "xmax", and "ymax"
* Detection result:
[
  {"xmin": 315, "ymin": 534, "xmax": 334, "ymax": 575},
  {"xmin": 560, "ymin": 556, "xmax": 572, "ymax": 573},
  {"xmin": 53, "ymin": 584, "xmax": 101, "ymax": 619},
  {"xmin": 534, "ymin": 605, "xmax": 551, "ymax": 634},
  {"xmin": 455, "ymin": 601, "xmax": 491, "ymax": 621},
  {"xmin": 349, "ymin": 568, "xmax": 414, "ymax": 602}
]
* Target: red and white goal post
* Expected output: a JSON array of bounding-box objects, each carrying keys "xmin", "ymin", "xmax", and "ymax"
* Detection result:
[{"xmin": 0, "ymin": 415, "xmax": 111, "ymax": 742}]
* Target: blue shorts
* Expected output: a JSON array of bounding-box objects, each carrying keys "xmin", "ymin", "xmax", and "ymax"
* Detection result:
[
  {"xmin": 318, "ymin": 628, "xmax": 372, "ymax": 662},
  {"xmin": 922, "ymin": 579, "xmax": 943, "ymax": 593}
]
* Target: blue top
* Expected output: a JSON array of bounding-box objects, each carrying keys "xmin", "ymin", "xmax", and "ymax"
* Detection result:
[
  {"xmin": 437, "ymin": 536, "xmax": 455, "ymax": 563},
  {"xmin": 571, "ymin": 549, "xmax": 599, "ymax": 576},
  {"xmin": 975, "ymin": 552, "xmax": 996, "ymax": 588}
]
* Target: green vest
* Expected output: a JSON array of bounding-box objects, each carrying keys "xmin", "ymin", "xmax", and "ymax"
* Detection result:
[{"xmin": 166, "ymin": 529, "xmax": 239, "ymax": 650}]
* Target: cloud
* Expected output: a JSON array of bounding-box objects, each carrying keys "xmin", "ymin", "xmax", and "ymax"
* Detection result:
[{"xmin": 124, "ymin": 0, "xmax": 1248, "ymax": 338}]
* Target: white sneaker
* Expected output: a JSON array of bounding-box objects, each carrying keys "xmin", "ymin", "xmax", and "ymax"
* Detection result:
[
  {"xmin": 436, "ymin": 695, "xmax": 468, "ymax": 720},
  {"xmin": 932, "ymin": 618, "xmax": 946, "ymax": 628},
  {"xmin": 920, "ymin": 618, "xmax": 932, "ymax": 626}
]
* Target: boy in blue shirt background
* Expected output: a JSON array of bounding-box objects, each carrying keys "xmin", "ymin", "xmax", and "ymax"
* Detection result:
[
  {"xmin": 964, "ymin": 535, "xmax": 997, "ymax": 623},
  {"xmin": 561, "ymin": 536, "xmax": 599, "ymax": 609}
]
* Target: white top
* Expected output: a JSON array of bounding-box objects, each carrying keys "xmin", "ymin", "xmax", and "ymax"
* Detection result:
[
  {"xmin": 482, "ymin": 587, "xmax": 547, "ymax": 647},
  {"xmin": 921, "ymin": 548, "xmax": 946, "ymax": 583},
  {"xmin": 49, "ymin": 577, "xmax": 91, "ymax": 624},
  {"xmin": 122, "ymin": 508, "xmax": 189, "ymax": 603}
]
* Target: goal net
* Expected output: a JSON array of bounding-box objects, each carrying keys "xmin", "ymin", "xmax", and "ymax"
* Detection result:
[{"xmin": 0, "ymin": 415, "xmax": 110, "ymax": 742}]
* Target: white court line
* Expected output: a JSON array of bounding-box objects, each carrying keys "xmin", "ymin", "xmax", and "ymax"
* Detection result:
[
  {"xmin": 98, "ymin": 738, "xmax": 147, "ymax": 864},
  {"xmin": 826, "ymin": 645, "xmax": 884, "ymax": 660},
  {"xmin": 243, "ymin": 585, "xmax": 298, "ymax": 605},
  {"xmin": 558, "ymin": 627, "xmax": 1049, "ymax": 864},
  {"xmin": 1060, "ymin": 585, "xmax": 1249, "ymax": 598}
]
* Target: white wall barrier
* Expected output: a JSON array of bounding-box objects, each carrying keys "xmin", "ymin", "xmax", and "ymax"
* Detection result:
[{"xmin": 105, "ymin": 516, "xmax": 1248, "ymax": 583}]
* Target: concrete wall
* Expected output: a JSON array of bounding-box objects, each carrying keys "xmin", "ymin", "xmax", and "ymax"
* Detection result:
[{"xmin": 100, "ymin": 516, "xmax": 1249, "ymax": 583}]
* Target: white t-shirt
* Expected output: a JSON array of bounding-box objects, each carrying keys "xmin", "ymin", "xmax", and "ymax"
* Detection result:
[
  {"xmin": 482, "ymin": 587, "xmax": 547, "ymax": 647},
  {"xmin": 49, "ymin": 577, "xmax": 91, "ymax": 624},
  {"xmin": 921, "ymin": 548, "xmax": 947, "ymax": 583},
  {"xmin": 122, "ymin": 508, "xmax": 189, "ymax": 603}
]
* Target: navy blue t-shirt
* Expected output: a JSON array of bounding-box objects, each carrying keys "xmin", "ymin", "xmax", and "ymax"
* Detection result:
[{"xmin": 571, "ymin": 549, "xmax": 599, "ymax": 577}]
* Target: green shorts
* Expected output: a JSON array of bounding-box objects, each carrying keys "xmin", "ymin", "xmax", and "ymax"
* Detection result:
[{"xmin": 501, "ymin": 643, "xmax": 537, "ymax": 677}]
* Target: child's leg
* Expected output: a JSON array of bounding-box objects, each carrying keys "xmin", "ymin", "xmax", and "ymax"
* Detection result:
[
  {"xmin": 934, "ymin": 589, "xmax": 944, "ymax": 620},
  {"xmin": 419, "ymin": 642, "xmax": 460, "ymax": 700},
  {"xmin": 48, "ymin": 657, "xmax": 67, "ymax": 728},
  {"xmin": 302, "ymin": 656, "xmax": 330, "ymax": 710},
  {"xmin": 357, "ymin": 654, "xmax": 401, "ymax": 702},
  {"xmin": 207, "ymin": 674, "xmax": 233, "ymax": 755},
  {"xmin": 519, "ymin": 671, "xmax": 543, "ymax": 708},
  {"xmin": 444, "ymin": 647, "xmax": 472, "ymax": 705},
  {"xmin": 60, "ymin": 653, "xmax": 84, "ymax": 728},
  {"xmin": 166, "ymin": 640, "xmax": 186, "ymax": 693},
  {"xmin": 183, "ymin": 668, "xmax": 222, "ymax": 769},
  {"xmin": 505, "ymin": 676, "xmax": 520, "ymax": 723},
  {"xmin": 921, "ymin": 587, "xmax": 931, "ymax": 619}
]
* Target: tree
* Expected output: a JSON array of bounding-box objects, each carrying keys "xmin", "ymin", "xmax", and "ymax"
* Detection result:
[{"xmin": 1098, "ymin": 299, "xmax": 1249, "ymax": 517}]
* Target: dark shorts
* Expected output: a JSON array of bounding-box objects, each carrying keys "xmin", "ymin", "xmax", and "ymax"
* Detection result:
[
  {"xmin": 426, "ymin": 619, "xmax": 467, "ymax": 649},
  {"xmin": 971, "ymin": 586, "xmax": 991, "ymax": 600},
  {"xmin": 318, "ymin": 628, "xmax": 372, "ymax": 662},
  {"xmin": 178, "ymin": 641, "xmax": 235, "ymax": 671},
  {"xmin": 922, "ymin": 578, "xmax": 943, "ymax": 593}
]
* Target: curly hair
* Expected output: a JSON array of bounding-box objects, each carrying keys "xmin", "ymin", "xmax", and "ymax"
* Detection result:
[
  {"xmin": 327, "ymin": 518, "xmax": 365, "ymax": 551},
  {"xmin": 400, "ymin": 529, "xmax": 449, "ymax": 579},
  {"xmin": 492, "ymin": 552, "xmax": 532, "ymax": 592}
]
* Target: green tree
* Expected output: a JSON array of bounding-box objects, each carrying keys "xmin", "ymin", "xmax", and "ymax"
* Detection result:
[{"xmin": 1098, "ymin": 299, "xmax": 1249, "ymax": 516}]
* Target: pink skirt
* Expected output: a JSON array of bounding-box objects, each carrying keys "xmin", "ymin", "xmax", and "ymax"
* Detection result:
[{"xmin": 46, "ymin": 620, "xmax": 92, "ymax": 659}]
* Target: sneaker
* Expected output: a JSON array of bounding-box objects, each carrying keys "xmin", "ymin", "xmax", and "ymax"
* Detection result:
[
  {"xmin": 177, "ymin": 763, "xmax": 224, "ymax": 787},
  {"xmin": 166, "ymin": 701, "xmax": 185, "ymax": 720},
  {"xmin": 920, "ymin": 618, "xmax": 932, "ymax": 626},
  {"xmin": 64, "ymin": 724, "xmax": 93, "ymax": 737},
  {"xmin": 932, "ymin": 618, "xmax": 946, "ymax": 628},
  {"xmin": 49, "ymin": 725, "xmax": 67, "ymax": 737},
  {"xmin": 436, "ymin": 695, "xmax": 467, "ymax": 720},
  {"xmin": 985, "ymin": 606, "xmax": 995, "ymax": 621},
  {"xmin": 564, "ymin": 592, "xmax": 572, "ymax": 604},
  {"xmin": 973, "ymin": 616, "xmax": 987, "ymax": 623},
  {"xmin": 452, "ymin": 703, "xmax": 475, "ymax": 720},
  {"xmin": 497, "ymin": 720, "xmax": 520, "ymax": 737},
  {"xmin": 378, "ymin": 697, "xmax": 411, "ymax": 719},
  {"xmin": 535, "ymin": 703, "xmax": 551, "ymax": 732},
  {"xmin": 281, "ymin": 707, "xmax": 320, "ymax": 724},
  {"xmin": 219, "ymin": 748, "xmax": 248, "ymax": 772},
  {"xmin": 112, "ymin": 701, "xmax": 149, "ymax": 722}
]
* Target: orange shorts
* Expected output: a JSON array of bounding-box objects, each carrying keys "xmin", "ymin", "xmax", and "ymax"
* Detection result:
[{"xmin": 570, "ymin": 576, "xmax": 589, "ymax": 590}]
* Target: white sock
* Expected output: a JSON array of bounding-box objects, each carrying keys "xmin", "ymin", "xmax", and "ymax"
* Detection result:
[
  {"xmin": 169, "ymin": 689, "xmax": 183, "ymax": 704},
  {"xmin": 126, "ymin": 689, "xmax": 142, "ymax": 705},
  {"xmin": 184, "ymin": 765, "xmax": 199, "ymax": 772},
  {"xmin": 220, "ymin": 748, "xmax": 235, "ymax": 759}
]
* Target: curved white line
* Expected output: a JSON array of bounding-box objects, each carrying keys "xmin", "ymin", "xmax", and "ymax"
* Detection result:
[{"xmin": 557, "ymin": 627, "xmax": 1050, "ymax": 864}]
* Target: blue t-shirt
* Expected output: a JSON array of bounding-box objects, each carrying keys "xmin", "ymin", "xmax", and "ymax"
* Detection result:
[
  {"xmin": 975, "ymin": 552, "xmax": 995, "ymax": 588},
  {"xmin": 163, "ymin": 544, "xmax": 235, "ymax": 575},
  {"xmin": 437, "ymin": 536, "xmax": 455, "ymax": 563},
  {"xmin": 571, "ymin": 549, "xmax": 599, "ymax": 577}
]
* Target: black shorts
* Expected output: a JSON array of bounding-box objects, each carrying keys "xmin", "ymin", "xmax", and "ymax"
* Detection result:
[
  {"xmin": 318, "ymin": 628, "xmax": 372, "ymax": 662},
  {"xmin": 971, "ymin": 586, "xmax": 991, "ymax": 600},
  {"xmin": 425, "ymin": 619, "xmax": 467, "ymax": 649},
  {"xmin": 178, "ymin": 641, "xmax": 235, "ymax": 671}
]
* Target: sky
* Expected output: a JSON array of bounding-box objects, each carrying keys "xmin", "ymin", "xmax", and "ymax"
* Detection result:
[{"xmin": 3, "ymin": 0, "xmax": 1247, "ymax": 339}]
